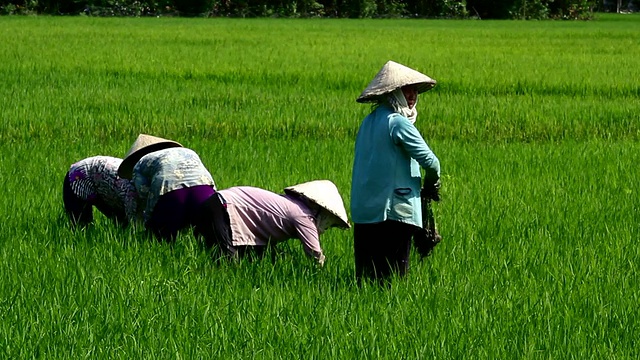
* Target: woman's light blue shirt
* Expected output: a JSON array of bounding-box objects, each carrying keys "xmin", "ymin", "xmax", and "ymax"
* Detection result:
[{"xmin": 351, "ymin": 104, "xmax": 440, "ymax": 227}]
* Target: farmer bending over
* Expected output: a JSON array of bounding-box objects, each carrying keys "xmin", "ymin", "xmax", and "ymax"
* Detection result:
[
  {"xmin": 117, "ymin": 134, "xmax": 217, "ymax": 242},
  {"xmin": 63, "ymin": 156, "xmax": 137, "ymax": 227},
  {"xmin": 198, "ymin": 180, "xmax": 350, "ymax": 266}
]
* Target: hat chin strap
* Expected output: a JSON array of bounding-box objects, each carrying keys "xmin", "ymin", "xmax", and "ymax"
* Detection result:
[{"xmin": 388, "ymin": 88, "xmax": 418, "ymax": 124}]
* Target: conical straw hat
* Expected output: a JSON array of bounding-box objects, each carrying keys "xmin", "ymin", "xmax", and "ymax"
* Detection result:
[
  {"xmin": 284, "ymin": 180, "xmax": 350, "ymax": 229},
  {"xmin": 117, "ymin": 134, "xmax": 183, "ymax": 179},
  {"xmin": 356, "ymin": 60, "xmax": 437, "ymax": 103}
]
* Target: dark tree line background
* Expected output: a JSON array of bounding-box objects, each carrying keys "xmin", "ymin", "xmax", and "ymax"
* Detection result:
[{"xmin": 0, "ymin": 0, "xmax": 636, "ymax": 19}]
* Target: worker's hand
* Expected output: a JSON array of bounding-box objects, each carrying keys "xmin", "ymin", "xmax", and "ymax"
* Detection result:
[
  {"xmin": 317, "ymin": 253, "xmax": 326, "ymax": 267},
  {"xmin": 413, "ymin": 228, "xmax": 442, "ymax": 259},
  {"xmin": 421, "ymin": 179, "xmax": 441, "ymax": 202}
]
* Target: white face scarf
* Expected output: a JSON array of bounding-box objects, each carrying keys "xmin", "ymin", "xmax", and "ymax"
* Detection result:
[{"xmin": 387, "ymin": 88, "xmax": 418, "ymax": 124}]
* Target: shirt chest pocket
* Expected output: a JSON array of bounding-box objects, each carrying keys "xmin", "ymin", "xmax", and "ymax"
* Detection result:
[{"xmin": 391, "ymin": 188, "xmax": 413, "ymax": 219}]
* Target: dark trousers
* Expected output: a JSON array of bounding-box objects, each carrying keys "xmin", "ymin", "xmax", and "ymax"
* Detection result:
[
  {"xmin": 63, "ymin": 172, "xmax": 127, "ymax": 227},
  {"xmin": 354, "ymin": 220, "xmax": 418, "ymax": 285},
  {"xmin": 193, "ymin": 191, "xmax": 234, "ymax": 254},
  {"xmin": 147, "ymin": 185, "xmax": 216, "ymax": 241}
]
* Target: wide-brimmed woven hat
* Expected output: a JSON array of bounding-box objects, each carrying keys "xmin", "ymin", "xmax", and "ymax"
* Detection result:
[
  {"xmin": 284, "ymin": 180, "xmax": 350, "ymax": 229},
  {"xmin": 117, "ymin": 134, "xmax": 183, "ymax": 179},
  {"xmin": 356, "ymin": 60, "xmax": 437, "ymax": 103}
]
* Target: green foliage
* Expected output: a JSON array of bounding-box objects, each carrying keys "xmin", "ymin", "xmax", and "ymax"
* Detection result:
[
  {"xmin": 0, "ymin": 0, "xmax": 601, "ymax": 17},
  {"xmin": 0, "ymin": 15, "xmax": 639, "ymax": 358},
  {"xmin": 84, "ymin": 1, "xmax": 175, "ymax": 16},
  {"xmin": 440, "ymin": 0, "xmax": 468, "ymax": 17},
  {"xmin": 0, "ymin": 2, "xmax": 17, "ymax": 13},
  {"xmin": 550, "ymin": 0, "xmax": 597, "ymax": 19},
  {"xmin": 0, "ymin": 0, "xmax": 38, "ymax": 14},
  {"xmin": 356, "ymin": 0, "xmax": 376, "ymax": 17},
  {"xmin": 407, "ymin": 0, "xmax": 467, "ymax": 18},
  {"xmin": 509, "ymin": 0, "xmax": 551, "ymax": 19}
]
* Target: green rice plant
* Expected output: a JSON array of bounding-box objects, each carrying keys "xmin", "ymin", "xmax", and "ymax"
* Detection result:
[{"xmin": 0, "ymin": 13, "xmax": 638, "ymax": 358}]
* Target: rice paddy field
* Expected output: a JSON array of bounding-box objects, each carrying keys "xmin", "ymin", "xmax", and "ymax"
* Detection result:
[{"xmin": 1, "ymin": 13, "xmax": 639, "ymax": 358}]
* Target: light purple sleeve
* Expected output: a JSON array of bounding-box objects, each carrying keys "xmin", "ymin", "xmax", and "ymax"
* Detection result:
[{"xmin": 292, "ymin": 216, "xmax": 324, "ymax": 262}]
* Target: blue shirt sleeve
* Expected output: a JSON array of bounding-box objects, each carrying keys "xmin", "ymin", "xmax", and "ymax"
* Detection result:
[{"xmin": 390, "ymin": 115, "xmax": 441, "ymax": 182}]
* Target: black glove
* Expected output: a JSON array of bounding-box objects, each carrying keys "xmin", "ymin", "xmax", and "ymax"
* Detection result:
[{"xmin": 421, "ymin": 179, "xmax": 441, "ymax": 202}]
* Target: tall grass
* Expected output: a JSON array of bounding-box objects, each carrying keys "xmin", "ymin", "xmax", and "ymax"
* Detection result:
[{"xmin": 0, "ymin": 14, "xmax": 638, "ymax": 358}]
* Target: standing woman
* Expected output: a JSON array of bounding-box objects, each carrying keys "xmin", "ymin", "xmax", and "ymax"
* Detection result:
[
  {"xmin": 63, "ymin": 156, "xmax": 137, "ymax": 227},
  {"xmin": 351, "ymin": 60, "xmax": 441, "ymax": 285},
  {"xmin": 117, "ymin": 134, "xmax": 217, "ymax": 241}
]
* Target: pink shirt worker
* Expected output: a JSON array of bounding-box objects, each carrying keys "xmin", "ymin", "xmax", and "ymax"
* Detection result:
[{"xmin": 198, "ymin": 180, "xmax": 350, "ymax": 266}]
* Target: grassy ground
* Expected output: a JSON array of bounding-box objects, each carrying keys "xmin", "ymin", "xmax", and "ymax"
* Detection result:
[{"xmin": 0, "ymin": 13, "xmax": 638, "ymax": 358}]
